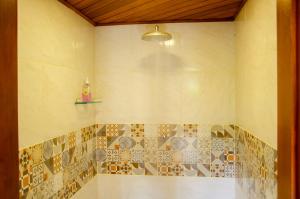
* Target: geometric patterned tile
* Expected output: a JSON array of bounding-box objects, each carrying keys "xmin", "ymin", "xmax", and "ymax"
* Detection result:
[
  {"xmin": 157, "ymin": 150, "xmax": 173, "ymax": 163},
  {"xmin": 183, "ymin": 164, "xmax": 198, "ymax": 176},
  {"xmin": 182, "ymin": 150, "xmax": 198, "ymax": 164},
  {"xmin": 132, "ymin": 163, "xmax": 145, "ymax": 175},
  {"xmin": 130, "ymin": 149, "xmax": 144, "ymax": 163},
  {"xmin": 131, "ymin": 124, "xmax": 144, "ymax": 137},
  {"xmin": 117, "ymin": 162, "xmax": 132, "ymax": 175},
  {"xmin": 211, "ymin": 163, "xmax": 225, "ymax": 177},
  {"xmin": 197, "ymin": 163, "xmax": 211, "ymax": 177},
  {"xmin": 145, "ymin": 163, "xmax": 158, "ymax": 176},
  {"xmin": 171, "ymin": 163, "xmax": 184, "ymax": 176},
  {"xmin": 19, "ymin": 124, "xmax": 97, "ymax": 199},
  {"xmin": 211, "ymin": 125, "xmax": 224, "ymax": 138},
  {"xmin": 32, "ymin": 163, "xmax": 44, "ymax": 187},
  {"xmin": 158, "ymin": 124, "xmax": 177, "ymax": 138},
  {"xmin": 183, "ymin": 124, "xmax": 198, "ymax": 137},
  {"xmin": 157, "ymin": 163, "xmax": 173, "ymax": 176},
  {"xmin": 224, "ymin": 164, "xmax": 235, "ymax": 178},
  {"xmin": 30, "ymin": 144, "xmax": 43, "ymax": 166}
]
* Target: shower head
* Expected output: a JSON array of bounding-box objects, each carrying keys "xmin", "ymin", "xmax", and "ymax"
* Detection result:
[{"xmin": 142, "ymin": 25, "xmax": 172, "ymax": 42}]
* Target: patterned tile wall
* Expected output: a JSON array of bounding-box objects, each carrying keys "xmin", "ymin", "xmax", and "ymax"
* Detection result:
[
  {"xmin": 19, "ymin": 125, "xmax": 97, "ymax": 199},
  {"xmin": 19, "ymin": 123, "xmax": 277, "ymax": 199},
  {"xmin": 95, "ymin": 124, "xmax": 236, "ymax": 178},
  {"xmin": 235, "ymin": 126, "xmax": 277, "ymax": 199}
]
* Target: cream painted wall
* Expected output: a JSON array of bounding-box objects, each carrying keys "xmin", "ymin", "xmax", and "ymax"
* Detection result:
[
  {"xmin": 235, "ymin": 0, "xmax": 277, "ymax": 148},
  {"xmin": 18, "ymin": 0, "xmax": 95, "ymax": 148},
  {"xmin": 94, "ymin": 23, "xmax": 236, "ymax": 124}
]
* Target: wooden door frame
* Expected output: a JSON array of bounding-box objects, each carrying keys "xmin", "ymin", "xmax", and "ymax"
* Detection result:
[
  {"xmin": 0, "ymin": 0, "xmax": 299, "ymax": 198},
  {"xmin": 277, "ymin": 0, "xmax": 299, "ymax": 198},
  {"xmin": 0, "ymin": 0, "xmax": 19, "ymax": 198}
]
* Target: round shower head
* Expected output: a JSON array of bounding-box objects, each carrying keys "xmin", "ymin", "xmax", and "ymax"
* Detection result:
[{"xmin": 142, "ymin": 25, "xmax": 172, "ymax": 42}]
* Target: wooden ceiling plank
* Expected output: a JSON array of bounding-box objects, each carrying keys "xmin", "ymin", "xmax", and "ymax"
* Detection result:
[
  {"xmin": 95, "ymin": 0, "xmax": 188, "ymax": 23},
  {"xmin": 59, "ymin": 0, "xmax": 247, "ymax": 26},
  {"xmin": 107, "ymin": 0, "xmax": 240, "ymax": 24},
  {"xmin": 91, "ymin": 0, "xmax": 155, "ymax": 21},
  {"xmin": 96, "ymin": 17, "xmax": 234, "ymax": 26},
  {"xmin": 67, "ymin": 0, "xmax": 85, "ymax": 4},
  {"xmin": 177, "ymin": 1, "xmax": 241, "ymax": 20},
  {"xmin": 189, "ymin": 7, "xmax": 239, "ymax": 19},
  {"xmin": 75, "ymin": 0, "xmax": 100, "ymax": 10},
  {"xmin": 147, "ymin": 0, "xmax": 241, "ymax": 21},
  {"xmin": 101, "ymin": 0, "xmax": 202, "ymax": 23},
  {"xmin": 84, "ymin": 0, "xmax": 137, "ymax": 18},
  {"xmin": 81, "ymin": 0, "xmax": 117, "ymax": 15}
]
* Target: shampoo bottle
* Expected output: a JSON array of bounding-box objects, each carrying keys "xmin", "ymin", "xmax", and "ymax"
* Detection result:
[{"xmin": 82, "ymin": 78, "xmax": 91, "ymax": 102}]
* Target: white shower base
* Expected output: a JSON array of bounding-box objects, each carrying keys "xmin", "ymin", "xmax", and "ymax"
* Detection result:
[{"xmin": 73, "ymin": 175, "xmax": 235, "ymax": 199}]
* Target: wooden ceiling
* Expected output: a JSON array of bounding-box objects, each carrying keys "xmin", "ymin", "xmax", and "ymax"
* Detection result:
[{"xmin": 59, "ymin": 0, "xmax": 247, "ymax": 26}]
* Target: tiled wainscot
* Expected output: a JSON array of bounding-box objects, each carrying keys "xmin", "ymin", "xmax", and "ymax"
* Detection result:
[
  {"xmin": 95, "ymin": 124, "xmax": 236, "ymax": 177},
  {"xmin": 18, "ymin": 124, "xmax": 277, "ymax": 199},
  {"xmin": 19, "ymin": 125, "xmax": 97, "ymax": 199}
]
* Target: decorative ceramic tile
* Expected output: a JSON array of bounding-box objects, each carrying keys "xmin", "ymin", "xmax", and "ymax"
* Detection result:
[
  {"xmin": 32, "ymin": 163, "xmax": 44, "ymax": 187},
  {"xmin": 68, "ymin": 132, "xmax": 76, "ymax": 148},
  {"xmin": 19, "ymin": 125, "xmax": 97, "ymax": 199},
  {"xmin": 211, "ymin": 163, "xmax": 225, "ymax": 177},
  {"xmin": 119, "ymin": 149, "xmax": 131, "ymax": 161},
  {"xmin": 62, "ymin": 150, "xmax": 70, "ymax": 169},
  {"xmin": 53, "ymin": 154, "xmax": 62, "ymax": 174},
  {"xmin": 19, "ymin": 123, "xmax": 244, "ymax": 198},
  {"xmin": 144, "ymin": 124, "xmax": 159, "ymax": 137},
  {"xmin": 118, "ymin": 136, "xmax": 136, "ymax": 149},
  {"xmin": 211, "ymin": 125, "xmax": 224, "ymax": 138},
  {"xmin": 157, "ymin": 163, "xmax": 173, "ymax": 176},
  {"xmin": 182, "ymin": 150, "xmax": 198, "ymax": 164},
  {"xmin": 224, "ymin": 164, "xmax": 235, "ymax": 177},
  {"xmin": 235, "ymin": 125, "xmax": 277, "ymax": 199},
  {"xmin": 224, "ymin": 125, "xmax": 235, "ymax": 138},
  {"xmin": 131, "ymin": 124, "xmax": 145, "ymax": 137},
  {"xmin": 132, "ymin": 163, "xmax": 145, "ymax": 175},
  {"xmin": 171, "ymin": 163, "xmax": 184, "ymax": 176},
  {"xmin": 97, "ymin": 136, "xmax": 107, "ymax": 149},
  {"xmin": 185, "ymin": 137, "xmax": 198, "ymax": 150},
  {"xmin": 117, "ymin": 161, "xmax": 132, "ymax": 175},
  {"xmin": 224, "ymin": 138, "xmax": 235, "ymax": 152},
  {"xmin": 169, "ymin": 137, "xmax": 188, "ymax": 151},
  {"xmin": 19, "ymin": 148, "xmax": 33, "ymax": 172},
  {"xmin": 144, "ymin": 137, "xmax": 158, "ymax": 151},
  {"xmin": 198, "ymin": 125, "xmax": 211, "ymax": 137},
  {"xmin": 198, "ymin": 136, "xmax": 211, "ymax": 164},
  {"xmin": 97, "ymin": 162, "xmax": 107, "ymax": 174},
  {"xmin": 130, "ymin": 149, "xmax": 144, "ymax": 163},
  {"xmin": 106, "ymin": 124, "xmax": 120, "ymax": 137},
  {"xmin": 224, "ymin": 150, "xmax": 235, "ymax": 165},
  {"xmin": 157, "ymin": 150, "xmax": 173, "ymax": 163},
  {"xmin": 106, "ymin": 136, "xmax": 120, "ymax": 150},
  {"xmin": 197, "ymin": 163, "xmax": 211, "ymax": 177},
  {"xmin": 157, "ymin": 137, "xmax": 172, "ymax": 150},
  {"xmin": 144, "ymin": 150, "xmax": 157, "ymax": 163},
  {"xmin": 43, "ymin": 140, "xmax": 53, "ymax": 161},
  {"xmin": 158, "ymin": 124, "xmax": 177, "ymax": 137},
  {"xmin": 212, "ymin": 138, "xmax": 225, "ymax": 153},
  {"xmin": 19, "ymin": 168, "xmax": 32, "ymax": 197},
  {"xmin": 172, "ymin": 151, "xmax": 183, "ymax": 163},
  {"xmin": 106, "ymin": 149, "xmax": 120, "ymax": 162},
  {"xmin": 97, "ymin": 125, "xmax": 107, "ymax": 137},
  {"xmin": 183, "ymin": 164, "xmax": 198, "ymax": 176},
  {"xmin": 30, "ymin": 144, "xmax": 43, "ymax": 166},
  {"xmin": 145, "ymin": 163, "xmax": 158, "ymax": 176},
  {"xmin": 183, "ymin": 124, "xmax": 198, "ymax": 137}
]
